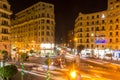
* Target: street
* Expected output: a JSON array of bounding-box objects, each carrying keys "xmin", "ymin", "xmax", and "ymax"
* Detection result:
[{"xmin": 9, "ymin": 56, "xmax": 120, "ymax": 80}]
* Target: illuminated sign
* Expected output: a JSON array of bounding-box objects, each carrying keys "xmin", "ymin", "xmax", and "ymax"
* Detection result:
[{"xmin": 95, "ymin": 37, "xmax": 107, "ymax": 44}]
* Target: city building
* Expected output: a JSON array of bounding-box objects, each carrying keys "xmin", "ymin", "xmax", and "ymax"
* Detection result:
[
  {"xmin": 67, "ymin": 30, "xmax": 74, "ymax": 49},
  {"xmin": 11, "ymin": 1, "xmax": 55, "ymax": 56},
  {"xmin": 66, "ymin": 30, "xmax": 76, "ymax": 54},
  {"xmin": 74, "ymin": 0, "xmax": 120, "ymax": 58},
  {"xmin": 0, "ymin": 0, "xmax": 12, "ymax": 55}
]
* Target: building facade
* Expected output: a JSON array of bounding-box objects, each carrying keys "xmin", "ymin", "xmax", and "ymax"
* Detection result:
[
  {"xmin": 0, "ymin": 0, "xmax": 12, "ymax": 54},
  {"xmin": 11, "ymin": 2, "xmax": 55, "ymax": 56},
  {"xmin": 74, "ymin": 0, "xmax": 120, "ymax": 50}
]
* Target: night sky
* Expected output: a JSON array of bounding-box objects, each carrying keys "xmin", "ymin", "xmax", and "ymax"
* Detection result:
[{"xmin": 8, "ymin": 0, "xmax": 107, "ymax": 43}]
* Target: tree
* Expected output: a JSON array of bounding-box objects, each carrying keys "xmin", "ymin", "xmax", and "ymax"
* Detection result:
[
  {"xmin": 0, "ymin": 50, "xmax": 8, "ymax": 67},
  {"xmin": 30, "ymin": 50, "xmax": 34, "ymax": 54},
  {"xmin": 0, "ymin": 65, "xmax": 18, "ymax": 80},
  {"xmin": 20, "ymin": 52, "xmax": 28, "ymax": 61},
  {"xmin": 77, "ymin": 45, "xmax": 85, "ymax": 54},
  {"xmin": 1, "ymin": 50, "xmax": 8, "ymax": 61}
]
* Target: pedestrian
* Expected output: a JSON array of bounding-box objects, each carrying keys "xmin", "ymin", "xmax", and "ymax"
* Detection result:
[{"xmin": 75, "ymin": 53, "xmax": 81, "ymax": 70}]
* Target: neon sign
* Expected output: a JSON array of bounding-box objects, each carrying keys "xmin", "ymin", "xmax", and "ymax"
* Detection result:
[{"xmin": 95, "ymin": 37, "xmax": 107, "ymax": 44}]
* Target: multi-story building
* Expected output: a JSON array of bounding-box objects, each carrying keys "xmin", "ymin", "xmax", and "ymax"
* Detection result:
[
  {"xmin": 67, "ymin": 30, "xmax": 74, "ymax": 49},
  {"xmin": 0, "ymin": 0, "xmax": 12, "ymax": 54},
  {"xmin": 74, "ymin": 0, "xmax": 120, "ymax": 50},
  {"xmin": 11, "ymin": 2, "xmax": 55, "ymax": 56}
]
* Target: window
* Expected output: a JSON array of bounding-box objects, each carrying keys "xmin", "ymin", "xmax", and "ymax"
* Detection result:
[
  {"xmin": 87, "ymin": 22, "xmax": 89, "ymax": 25},
  {"xmin": 102, "ymin": 26, "xmax": 105, "ymax": 30},
  {"xmin": 87, "ymin": 16, "xmax": 89, "ymax": 19},
  {"xmin": 116, "ymin": 19, "xmax": 119, "ymax": 22},
  {"xmin": 116, "ymin": 32, "xmax": 118, "ymax": 36},
  {"xmin": 96, "ymin": 21, "xmax": 99, "ymax": 24},
  {"xmin": 80, "ymin": 34, "xmax": 82, "ymax": 37},
  {"xmin": 49, "ymin": 6, "xmax": 52, "ymax": 8},
  {"xmin": 51, "ymin": 21, "xmax": 53, "ymax": 24},
  {"xmin": 2, "ymin": 36, "xmax": 8, "ymax": 41},
  {"xmin": 102, "ymin": 45, "xmax": 104, "ymax": 48},
  {"xmin": 110, "ymin": 39, "xmax": 112, "ymax": 42},
  {"xmin": 3, "ymin": 4, "xmax": 7, "ymax": 9},
  {"xmin": 46, "ymin": 31, "xmax": 50, "ymax": 36},
  {"xmin": 41, "ymin": 38, "xmax": 44, "ymax": 42},
  {"xmin": 116, "ymin": 25, "xmax": 119, "ymax": 29},
  {"xmin": 97, "ymin": 15, "xmax": 99, "ymax": 18},
  {"xmin": 80, "ymin": 39, "xmax": 82, "ymax": 43},
  {"xmin": 80, "ymin": 22, "xmax": 82, "ymax": 26},
  {"xmin": 116, "ymin": 5, "xmax": 119, "ymax": 8},
  {"xmin": 41, "ymin": 19, "xmax": 44, "ymax": 23},
  {"xmin": 91, "ymin": 44, "xmax": 93, "ymax": 48},
  {"xmin": 86, "ymin": 39, "xmax": 89, "ymax": 43},
  {"xmin": 92, "ymin": 21, "xmax": 94, "ymax": 25},
  {"xmin": 41, "ymin": 13, "xmax": 45, "ymax": 17},
  {"xmin": 80, "ymin": 17, "xmax": 82, "ymax": 20},
  {"xmin": 91, "ymin": 27, "xmax": 94, "ymax": 31},
  {"xmin": 86, "ymin": 45, "xmax": 89, "ymax": 48},
  {"xmin": 91, "ymin": 39, "xmax": 93, "ymax": 42},
  {"xmin": 47, "ymin": 26, "xmax": 50, "ymax": 30},
  {"xmin": 2, "ymin": 20, "xmax": 8, "ymax": 26},
  {"xmin": 116, "ymin": 38, "xmax": 118, "ymax": 42},
  {"xmin": 51, "ymin": 32, "xmax": 53, "ymax": 36},
  {"xmin": 110, "ymin": 32, "xmax": 112, "ymax": 36},
  {"xmin": 110, "ymin": 26, "xmax": 112, "ymax": 30},
  {"xmin": 110, "ymin": 20, "xmax": 113, "ymax": 23},
  {"xmin": 41, "ymin": 31, "xmax": 44, "ymax": 35},
  {"xmin": 96, "ymin": 27, "xmax": 99, "ymax": 31},
  {"xmin": 102, "ymin": 20, "xmax": 105, "ymax": 24},
  {"xmin": 92, "ymin": 16, "xmax": 94, "ymax": 19},
  {"xmin": 86, "ymin": 33, "xmax": 89, "ymax": 37},
  {"xmin": 46, "ymin": 38, "xmax": 49, "ymax": 42},
  {"xmin": 86, "ymin": 28, "xmax": 89, "ymax": 32},
  {"xmin": 110, "ymin": 2, "xmax": 113, "ymax": 4},
  {"xmin": 47, "ymin": 14, "xmax": 50, "ymax": 18},
  {"xmin": 46, "ymin": 20, "xmax": 50, "ymax": 23},
  {"xmin": 80, "ymin": 28, "xmax": 82, "ymax": 32},
  {"xmin": 41, "ymin": 26, "xmax": 44, "ymax": 30},
  {"xmin": 2, "ymin": 28, "xmax": 8, "ymax": 34}
]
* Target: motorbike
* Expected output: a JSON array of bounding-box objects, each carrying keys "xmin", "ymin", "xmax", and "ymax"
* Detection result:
[{"xmin": 53, "ymin": 57, "xmax": 66, "ymax": 68}]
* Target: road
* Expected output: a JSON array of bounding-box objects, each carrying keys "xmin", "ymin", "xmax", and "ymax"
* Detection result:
[{"xmin": 9, "ymin": 56, "xmax": 120, "ymax": 80}]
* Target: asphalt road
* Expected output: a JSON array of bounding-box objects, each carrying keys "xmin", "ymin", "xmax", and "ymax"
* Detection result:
[{"xmin": 9, "ymin": 56, "xmax": 120, "ymax": 80}]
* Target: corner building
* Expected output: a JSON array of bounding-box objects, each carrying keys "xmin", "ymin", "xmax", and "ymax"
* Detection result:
[
  {"xmin": 11, "ymin": 2, "xmax": 55, "ymax": 56},
  {"xmin": 74, "ymin": 0, "xmax": 120, "ymax": 50},
  {"xmin": 0, "ymin": 0, "xmax": 12, "ymax": 54}
]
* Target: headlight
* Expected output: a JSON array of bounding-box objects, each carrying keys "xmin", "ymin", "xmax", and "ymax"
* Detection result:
[{"xmin": 70, "ymin": 70, "xmax": 76, "ymax": 79}]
